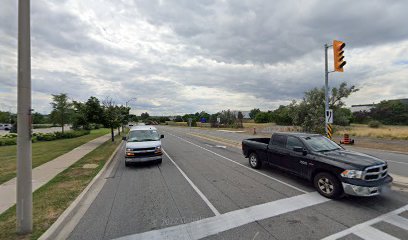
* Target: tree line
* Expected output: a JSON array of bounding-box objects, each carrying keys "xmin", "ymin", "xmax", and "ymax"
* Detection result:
[
  {"xmin": 352, "ymin": 99, "xmax": 408, "ymax": 125},
  {"xmin": 49, "ymin": 93, "xmax": 131, "ymax": 142}
]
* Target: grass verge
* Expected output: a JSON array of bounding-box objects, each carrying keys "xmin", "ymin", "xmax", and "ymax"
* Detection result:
[
  {"xmin": 0, "ymin": 136, "xmax": 122, "ymax": 240},
  {"xmin": 0, "ymin": 128, "xmax": 110, "ymax": 185},
  {"xmin": 335, "ymin": 124, "xmax": 408, "ymax": 140}
]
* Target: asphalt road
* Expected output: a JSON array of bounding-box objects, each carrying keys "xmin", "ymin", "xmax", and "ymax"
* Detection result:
[
  {"xmin": 168, "ymin": 127, "xmax": 408, "ymax": 178},
  {"xmin": 67, "ymin": 126, "xmax": 408, "ymax": 240}
]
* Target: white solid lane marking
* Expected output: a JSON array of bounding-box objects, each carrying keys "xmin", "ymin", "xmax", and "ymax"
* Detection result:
[
  {"xmin": 217, "ymin": 130, "xmax": 245, "ymax": 133},
  {"xmin": 163, "ymin": 150, "xmax": 220, "ymax": 216},
  {"xmin": 322, "ymin": 204, "xmax": 408, "ymax": 240},
  {"xmin": 388, "ymin": 160, "xmax": 408, "ymax": 165},
  {"xmin": 384, "ymin": 214, "xmax": 408, "ymax": 231},
  {"xmin": 114, "ymin": 192, "xmax": 329, "ymax": 240},
  {"xmin": 165, "ymin": 131, "xmax": 309, "ymax": 194},
  {"xmin": 353, "ymin": 225, "xmax": 399, "ymax": 240}
]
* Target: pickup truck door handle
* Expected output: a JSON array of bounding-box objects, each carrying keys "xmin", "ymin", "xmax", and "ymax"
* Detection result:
[{"xmin": 299, "ymin": 160, "xmax": 308, "ymax": 165}]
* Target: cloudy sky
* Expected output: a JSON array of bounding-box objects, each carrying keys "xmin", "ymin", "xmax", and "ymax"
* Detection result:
[{"xmin": 1, "ymin": 0, "xmax": 407, "ymax": 115}]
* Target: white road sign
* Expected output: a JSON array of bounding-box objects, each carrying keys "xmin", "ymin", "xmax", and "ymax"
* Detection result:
[{"xmin": 326, "ymin": 109, "xmax": 333, "ymax": 124}]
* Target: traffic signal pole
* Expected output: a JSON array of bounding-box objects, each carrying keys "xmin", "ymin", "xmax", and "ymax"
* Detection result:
[
  {"xmin": 324, "ymin": 44, "xmax": 329, "ymax": 137},
  {"xmin": 17, "ymin": 0, "xmax": 32, "ymax": 233}
]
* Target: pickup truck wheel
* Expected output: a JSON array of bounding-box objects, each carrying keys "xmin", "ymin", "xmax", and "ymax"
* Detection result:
[
  {"xmin": 249, "ymin": 153, "xmax": 262, "ymax": 169},
  {"xmin": 314, "ymin": 172, "xmax": 343, "ymax": 199}
]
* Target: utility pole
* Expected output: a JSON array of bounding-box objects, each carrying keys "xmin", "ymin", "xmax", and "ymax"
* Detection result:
[
  {"xmin": 324, "ymin": 44, "xmax": 330, "ymax": 137},
  {"xmin": 324, "ymin": 40, "xmax": 346, "ymax": 139},
  {"xmin": 17, "ymin": 0, "xmax": 32, "ymax": 234}
]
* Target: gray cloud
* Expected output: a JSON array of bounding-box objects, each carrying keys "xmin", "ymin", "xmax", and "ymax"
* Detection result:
[{"xmin": 0, "ymin": 0, "xmax": 407, "ymax": 115}]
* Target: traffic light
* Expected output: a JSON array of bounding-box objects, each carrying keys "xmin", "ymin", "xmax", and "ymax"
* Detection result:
[{"xmin": 333, "ymin": 40, "xmax": 346, "ymax": 72}]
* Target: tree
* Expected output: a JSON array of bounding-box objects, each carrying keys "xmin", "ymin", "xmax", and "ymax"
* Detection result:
[
  {"xmin": 0, "ymin": 111, "xmax": 14, "ymax": 123},
  {"xmin": 50, "ymin": 93, "xmax": 72, "ymax": 133},
  {"xmin": 71, "ymin": 101, "xmax": 89, "ymax": 129},
  {"xmin": 370, "ymin": 100, "xmax": 408, "ymax": 125},
  {"xmin": 237, "ymin": 111, "xmax": 244, "ymax": 127},
  {"xmin": 85, "ymin": 96, "xmax": 104, "ymax": 125},
  {"xmin": 249, "ymin": 108, "xmax": 261, "ymax": 119},
  {"xmin": 128, "ymin": 114, "xmax": 139, "ymax": 122},
  {"xmin": 209, "ymin": 113, "xmax": 219, "ymax": 127},
  {"xmin": 289, "ymin": 82, "xmax": 358, "ymax": 133},
  {"xmin": 118, "ymin": 105, "xmax": 131, "ymax": 132},
  {"xmin": 174, "ymin": 115, "xmax": 183, "ymax": 122},
  {"xmin": 198, "ymin": 111, "xmax": 210, "ymax": 122},
  {"xmin": 334, "ymin": 108, "xmax": 353, "ymax": 126},
  {"xmin": 140, "ymin": 112, "xmax": 150, "ymax": 120},
  {"xmin": 102, "ymin": 98, "xmax": 121, "ymax": 142},
  {"xmin": 272, "ymin": 105, "xmax": 293, "ymax": 125},
  {"xmin": 254, "ymin": 112, "xmax": 272, "ymax": 123}
]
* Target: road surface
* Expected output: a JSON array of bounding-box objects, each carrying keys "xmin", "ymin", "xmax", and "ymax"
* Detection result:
[{"xmin": 67, "ymin": 126, "xmax": 408, "ymax": 240}]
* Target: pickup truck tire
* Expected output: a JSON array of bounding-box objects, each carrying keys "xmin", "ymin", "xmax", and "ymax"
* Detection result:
[
  {"xmin": 249, "ymin": 153, "xmax": 262, "ymax": 169},
  {"xmin": 313, "ymin": 172, "xmax": 343, "ymax": 199},
  {"xmin": 125, "ymin": 161, "xmax": 130, "ymax": 167},
  {"xmin": 157, "ymin": 158, "xmax": 162, "ymax": 164}
]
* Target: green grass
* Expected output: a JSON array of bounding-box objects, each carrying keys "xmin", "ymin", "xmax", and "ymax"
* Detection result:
[
  {"xmin": 0, "ymin": 128, "xmax": 110, "ymax": 185},
  {"xmin": 0, "ymin": 134, "xmax": 122, "ymax": 240}
]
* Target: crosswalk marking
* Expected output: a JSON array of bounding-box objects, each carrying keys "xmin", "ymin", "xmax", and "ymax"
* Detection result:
[
  {"xmin": 384, "ymin": 214, "xmax": 408, "ymax": 231},
  {"xmin": 114, "ymin": 192, "xmax": 329, "ymax": 240},
  {"xmin": 353, "ymin": 226, "xmax": 399, "ymax": 240},
  {"xmin": 322, "ymin": 204, "xmax": 408, "ymax": 240}
]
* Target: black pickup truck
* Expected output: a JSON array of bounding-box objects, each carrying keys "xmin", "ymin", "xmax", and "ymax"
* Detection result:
[{"xmin": 242, "ymin": 132, "xmax": 392, "ymax": 199}]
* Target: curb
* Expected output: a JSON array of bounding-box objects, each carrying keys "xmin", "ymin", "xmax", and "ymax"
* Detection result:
[{"xmin": 39, "ymin": 140, "xmax": 124, "ymax": 240}]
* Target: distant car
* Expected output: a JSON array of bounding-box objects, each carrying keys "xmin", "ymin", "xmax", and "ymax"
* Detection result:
[
  {"xmin": 0, "ymin": 123, "xmax": 12, "ymax": 131},
  {"xmin": 242, "ymin": 132, "xmax": 392, "ymax": 199},
  {"xmin": 123, "ymin": 125, "xmax": 164, "ymax": 166}
]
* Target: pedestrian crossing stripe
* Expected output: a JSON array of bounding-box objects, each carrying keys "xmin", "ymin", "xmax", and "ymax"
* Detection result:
[{"xmin": 322, "ymin": 204, "xmax": 408, "ymax": 240}]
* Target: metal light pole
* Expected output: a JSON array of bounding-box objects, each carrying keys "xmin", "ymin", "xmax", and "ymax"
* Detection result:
[
  {"xmin": 17, "ymin": 0, "xmax": 32, "ymax": 234},
  {"xmin": 125, "ymin": 98, "xmax": 136, "ymax": 126},
  {"xmin": 324, "ymin": 44, "xmax": 329, "ymax": 137},
  {"xmin": 125, "ymin": 98, "xmax": 137, "ymax": 108}
]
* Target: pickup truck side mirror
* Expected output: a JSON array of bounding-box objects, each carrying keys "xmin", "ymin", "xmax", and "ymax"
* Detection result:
[
  {"xmin": 293, "ymin": 146, "xmax": 307, "ymax": 155},
  {"xmin": 122, "ymin": 136, "xmax": 127, "ymax": 141},
  {"xmin": 161, "ymin": 134, "xmax": 164, "ymax": 139}
]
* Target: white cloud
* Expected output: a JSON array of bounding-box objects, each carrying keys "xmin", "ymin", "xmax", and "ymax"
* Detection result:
[{"xmin": 0, "ymin": 0, "xmax": 407, "ymax": 115}]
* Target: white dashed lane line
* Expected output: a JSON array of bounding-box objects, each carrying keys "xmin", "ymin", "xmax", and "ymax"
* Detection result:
[{"xmin": 164, "ymin": 131, "xmax": 309, "ymax": 194}]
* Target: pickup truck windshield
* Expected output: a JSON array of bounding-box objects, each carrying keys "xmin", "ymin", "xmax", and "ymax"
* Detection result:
[
  {"xmin": 128, "ymin": 130, "xmax": 160, "ymax": 142},
  {"xmin": 302, "ymin": 136, "xmax": 342, "ymax": 152}
]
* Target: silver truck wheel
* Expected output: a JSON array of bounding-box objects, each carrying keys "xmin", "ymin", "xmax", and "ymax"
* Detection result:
[
  {"xmin": 314, "ymin": 172, "xmax": 343, "ymax": 199},
  {"xmin": 249, "ymin": 153, "xmax": 261, "ymax": 169}
]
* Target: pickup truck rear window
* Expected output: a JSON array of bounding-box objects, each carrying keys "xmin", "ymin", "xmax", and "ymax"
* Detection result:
[{"xmin": 271, "ymin": 134, "xmax": 287, "ymax": 147}]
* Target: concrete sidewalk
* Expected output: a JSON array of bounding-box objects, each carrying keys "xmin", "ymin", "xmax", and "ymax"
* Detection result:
[{"xmin": 0, "ymin": 133, "xmax": 112, "ymax": 214}]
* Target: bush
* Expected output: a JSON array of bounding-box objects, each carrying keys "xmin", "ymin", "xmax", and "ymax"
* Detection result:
[
  {"xmin": 35, "ymin": 133, "xmax": 57, "ymax": 141},
  {"xmin": 2, "ymin": 133, "xmax": 17, "ymax": 138},
  {"xmin": 368, "ymin": 120, "xmax": 381, "ymax": 128},
  {"xmin": 254, "ymin": 112, "xmax": 272, "ymax": 123},
  {"xmin": 0, "ymin": 138, "xmax": 17, "ymax": 146}
]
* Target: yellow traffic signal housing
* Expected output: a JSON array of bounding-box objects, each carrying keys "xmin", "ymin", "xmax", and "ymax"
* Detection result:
[{"xmin": 333, "ymin": 40, "xmax": 346, "ymax": 72}]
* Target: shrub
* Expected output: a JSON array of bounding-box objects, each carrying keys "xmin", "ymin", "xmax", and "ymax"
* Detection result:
[
  {"xmin": 0, "ymin": 138, "xmax": 17, "ymax": 146},
  {"xmin": 3, "ymin": 133, "xmax": 17, "ymax": 138},
  {"xmin": 254, "ymin": 112, "xmax": 272, "ymax": 123},
  {"xmin": 368, "ymin": 120, "xmax": 381, "ymax": 128}
]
